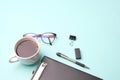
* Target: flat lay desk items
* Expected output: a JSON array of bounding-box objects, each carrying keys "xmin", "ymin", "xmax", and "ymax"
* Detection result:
[{"xmin": 8, "ymin": 32, "xmax": 103, "ymax": 80}]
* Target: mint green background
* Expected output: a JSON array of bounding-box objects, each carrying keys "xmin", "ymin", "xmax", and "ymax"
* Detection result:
[{"xmin": 0, "ymin": 0, "xmax": 120, "ymax": 80}]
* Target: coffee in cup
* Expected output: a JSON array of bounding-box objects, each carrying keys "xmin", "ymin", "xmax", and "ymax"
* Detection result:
[{"xmin": 9, "ymin": 37, "xmax": 40, "ymax": 65}]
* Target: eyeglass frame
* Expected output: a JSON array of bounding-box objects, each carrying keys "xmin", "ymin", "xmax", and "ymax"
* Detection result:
[{"xmin": 23, "ymin": 32, "xmax": 57, "ymax": 45}]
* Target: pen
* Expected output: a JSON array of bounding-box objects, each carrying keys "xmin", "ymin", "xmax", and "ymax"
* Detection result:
[{"xmin": 56, "ymin": 52, "xmax": 90, "ymax": 69}]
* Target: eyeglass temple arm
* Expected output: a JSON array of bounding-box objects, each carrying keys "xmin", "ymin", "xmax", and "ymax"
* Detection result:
[
  {"xmin": 48, "ymin": 33, "xmax": 56, "ymax": 45},
  {"xmin": 48, "ymin": 38, "xmax": 52, "ymax": 45}
]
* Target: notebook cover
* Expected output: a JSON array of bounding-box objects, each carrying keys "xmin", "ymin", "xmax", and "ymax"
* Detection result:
[{"xmin": 32, "ymin": 56, "xmax": 103, "ymax": 80}]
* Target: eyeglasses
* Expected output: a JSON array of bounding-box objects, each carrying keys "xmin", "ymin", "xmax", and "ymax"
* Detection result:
[{"xmin": 23, "ymin": 32, "xmax": 57, "ymax": 45}]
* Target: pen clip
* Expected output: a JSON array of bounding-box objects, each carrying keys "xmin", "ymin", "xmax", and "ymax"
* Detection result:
[{"xmin": 61, "ymin": 54, "xmax": 69, "ymax": 58}]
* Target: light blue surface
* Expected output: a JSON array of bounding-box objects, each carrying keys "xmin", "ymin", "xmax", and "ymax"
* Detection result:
[{"xmin": 0, "ymin": 0, "xmax": 120, "ymax": 80}]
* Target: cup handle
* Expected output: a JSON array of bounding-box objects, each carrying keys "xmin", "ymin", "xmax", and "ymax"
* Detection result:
[{"xmin": 9, "ymin": 56, "xmax": 19, "ymax": 63}]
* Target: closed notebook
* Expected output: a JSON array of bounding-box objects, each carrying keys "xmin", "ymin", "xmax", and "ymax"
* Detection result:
[{"xmin": 31, "ymin": 56, "xmax": 103, "ymax": 80}]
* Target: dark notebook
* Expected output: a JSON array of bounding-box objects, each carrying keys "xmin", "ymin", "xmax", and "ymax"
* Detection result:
[{"xmin": 31, "ymin": 56, "xmax": 103, "ymax": 80}]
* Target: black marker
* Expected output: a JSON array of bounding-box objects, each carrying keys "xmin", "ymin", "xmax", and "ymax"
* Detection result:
[{"xmin": 56, "ymin": 52, "xmax": 90, "ymax": 69}]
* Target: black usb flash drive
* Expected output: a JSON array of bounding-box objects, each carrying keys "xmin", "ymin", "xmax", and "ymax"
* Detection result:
[{"xmin": 75, "ymin": 48, "xmax": 81, "ymax": 59}]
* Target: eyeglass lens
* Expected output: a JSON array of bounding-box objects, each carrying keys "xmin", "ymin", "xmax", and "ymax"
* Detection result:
[
  {"xmin": 41, "ymin": 33, "xmax": 56, "ymax": 45},
  {"xmin": 23, "ymin": 33, "xmax": 38, "ymax": 39}
]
